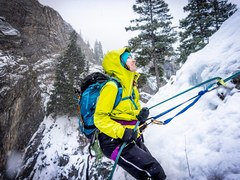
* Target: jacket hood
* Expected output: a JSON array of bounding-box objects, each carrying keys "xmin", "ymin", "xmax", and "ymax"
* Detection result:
[{"xmin": 102, "ymin": 47, "xmax": 140, "ymax": 96}]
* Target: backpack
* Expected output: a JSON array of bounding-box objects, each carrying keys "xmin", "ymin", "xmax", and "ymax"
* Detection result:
[{"xmin": 77, "ymin": 72, "xmax": 122, "ymax": 139}]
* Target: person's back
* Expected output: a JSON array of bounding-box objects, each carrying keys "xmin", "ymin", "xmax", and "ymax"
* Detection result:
[{"xmin": 94, "ymin": 47, "xmax": 166, "ymax": 180}]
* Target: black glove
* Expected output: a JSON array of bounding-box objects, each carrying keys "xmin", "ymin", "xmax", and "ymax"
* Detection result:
[
  {"xmin": 122, "ymin": 128, "xmax": 138, "ymax": 143},
  {"xmin": 136, "ymin": 107, "xmax": 149, "ymax": 123}
]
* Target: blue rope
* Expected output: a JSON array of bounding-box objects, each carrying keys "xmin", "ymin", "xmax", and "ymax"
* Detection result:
[
  {"xmin": 152, "ymin": 93, "xmax": 201, "ymax": 120},
  {"xmin": 161, "ymin": 90, "xmax": 207, "ymax": 125}
]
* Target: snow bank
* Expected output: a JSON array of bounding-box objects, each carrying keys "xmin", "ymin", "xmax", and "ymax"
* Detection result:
[{"xmin": 143, "ymin": 10, "xmax": 240, "ymax": 179}]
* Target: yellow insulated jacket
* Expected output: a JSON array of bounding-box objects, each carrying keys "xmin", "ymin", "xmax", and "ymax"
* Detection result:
[{"xmin": 94, "ymin": 48, "xmax": 141, "ymax": 139}]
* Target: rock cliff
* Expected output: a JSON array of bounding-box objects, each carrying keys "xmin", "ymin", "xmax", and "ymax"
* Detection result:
[
  {"xmin": 0, "ymin": 0, "xmax": 95, "ymax": 63},
  {"xmin": 0, "ymin": 0, "xmax": 95, "ymax": 178},
  {"xmin": 0, "ymin": 51, "xmax": 44, "ymax": 178}
]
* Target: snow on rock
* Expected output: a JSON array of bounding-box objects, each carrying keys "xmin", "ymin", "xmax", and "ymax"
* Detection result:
[
  {"xmin": 17, "ymin": 116, "xmax": 88, "ymax": 179},
  {"xmin": 17, "ymin": 115, "xmax": 114, "ymax": 180},
  {"xmin": 0, "ymin": 16, "xmax": 20, "ymax": 37}
]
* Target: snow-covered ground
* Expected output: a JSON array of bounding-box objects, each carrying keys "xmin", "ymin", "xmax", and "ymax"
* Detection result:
[
  {"xmin": 139, "ymin": 9, "xmax": 240, "ymax": 180},
  {"xmin": 30, "ymin": 116, "xmax": 88, "ymax": 179}
]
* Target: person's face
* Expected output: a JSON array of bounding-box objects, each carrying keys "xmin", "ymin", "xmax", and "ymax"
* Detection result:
[{"xmin": 126, "ymin": 57, "xmax": 137, "ymax": 72}]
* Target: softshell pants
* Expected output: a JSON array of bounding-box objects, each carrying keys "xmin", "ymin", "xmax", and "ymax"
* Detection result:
[{"xmin": 98, "ymin": 133, "xmax": 166, "ymax": 180}]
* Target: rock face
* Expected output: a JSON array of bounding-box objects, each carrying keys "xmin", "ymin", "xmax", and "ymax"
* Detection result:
[
  {"xmin": 0, "ymin": 52, "xmax": 45, "ymax": 178},
  {"xmin": 0, "ymin": 0, "xmax": 96, "ymax": 179},
  {"xmin": 1, "ymin": 0, "xmax": 68, "ymax": 60},
  {"xmin": 0, "ymin": 0, "xmax": 95, "ymax": 63},
  {"xmin": 0, "ymin": 16, "xmax": 21, "ymax": 50}
]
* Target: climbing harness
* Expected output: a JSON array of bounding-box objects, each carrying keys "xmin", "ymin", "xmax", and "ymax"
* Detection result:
[{"xmin": 108, "ymin": 71, "xmax": 240, "ymax": 180}]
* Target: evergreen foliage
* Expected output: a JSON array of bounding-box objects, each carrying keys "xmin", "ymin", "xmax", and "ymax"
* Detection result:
[
  {"xmin": 93, "ymin": 40, "xmax": 104, "ymax": 63},
  {"xmin": 210, "ymin": 0, "xmax": 237, "ymax": 30},
  {"xmin": 47, "ymin": 31, "xmax": 86, "ymax": 116},
  {"xmin": 126, "ymin": 0, "xmax": 177, "ymax": 89},
  {"xmin": 178, "ymin": 0, "xmax": 237, "ymax": 63}
]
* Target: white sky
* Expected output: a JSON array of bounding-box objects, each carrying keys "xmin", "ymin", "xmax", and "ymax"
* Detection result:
[
  {"xmin": 38, "ymin": 0, "xmax": 188, "ymax": 53},
  {"xmin": 38, "ymin": 0, "xmax": 239, "ymax": 53}
]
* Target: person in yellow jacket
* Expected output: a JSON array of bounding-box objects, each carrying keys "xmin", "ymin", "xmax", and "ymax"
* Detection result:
[{"xmin": 94, "ymin": 47, "xmax": 166, "ymax": 180}]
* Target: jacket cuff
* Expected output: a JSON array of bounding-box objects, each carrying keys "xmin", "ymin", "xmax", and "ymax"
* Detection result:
[{"xmin": 117, "ymin": 126, "xmax": 125, "ymax": 139}]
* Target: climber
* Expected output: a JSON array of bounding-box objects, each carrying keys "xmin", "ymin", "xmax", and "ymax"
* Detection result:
[{"xmin": 94, "ymin": 47, "xmax": 166, "ymax": 179}]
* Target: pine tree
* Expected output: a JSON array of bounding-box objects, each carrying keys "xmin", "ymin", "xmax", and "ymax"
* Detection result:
[
  {"xmin": 178, "ymin": 0, "xmax": 212, "ymax": 63},
  {"xmin": 126, "ymin": 0, "xmax": 177, "ymax": 88},
  {"xmin": 93, "ymin": 40, "xmax": 104, "ymax": 63},
  {"xmin": 209, "ymin": 0, "xmax": 237, "ymax": 30},
  {"xmin": 178, "ymin": 0, "xmax": 237, "ymax": 63},
  {"xmin": 47, "ymin": 31, "xmax": 86, "ymax": 116}
]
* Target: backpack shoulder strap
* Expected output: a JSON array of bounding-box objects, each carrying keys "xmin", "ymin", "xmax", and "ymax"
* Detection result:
[
  {"xmin": 109, "ymin": 78, "xmax": 138, "ymax": 110},
  {"xmin": 107, "ymin": 78, "xmax": 122, "ymax": 108}
]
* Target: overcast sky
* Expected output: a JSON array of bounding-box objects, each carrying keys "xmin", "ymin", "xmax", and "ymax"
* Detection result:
[{"xmin": 38, "ymin": 0, "xmax": 239, "ymax": 53}]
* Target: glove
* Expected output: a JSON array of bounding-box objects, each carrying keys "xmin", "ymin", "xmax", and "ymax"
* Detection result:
[
  {"xmin": 122, "ymin": 128, "xmax": 138, "ymax": 143},
  {"xmin": 136, "ymin": 107, "xmax": 149, "ymax": 123}
]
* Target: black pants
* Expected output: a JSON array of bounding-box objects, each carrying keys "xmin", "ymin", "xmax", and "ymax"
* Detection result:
[{"xmin": 98, "ymin": 133, "xmax": 166, "ymax": 180}]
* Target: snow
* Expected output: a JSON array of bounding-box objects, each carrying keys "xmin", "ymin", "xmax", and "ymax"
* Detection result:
[
  {"xmin": 139, "ymin": 10, "xmax": 240, "ymax": 180},
  {"xmin": 25, "ymin": 116, "xmax": 89, "ymax": 179},
  {"xmin": 34, "ymin": 56, "xmax": 58, "ymax": 110},
  {"xmin": 18, "ymin": 115, "xmax": 113, "ymax": 179},
  {"xmin": 0, "ymin": 52, "xmax": 27, "ymax": 95},
  {"xmin": 0, "ymin": 17, "xmax": 20, "ymax": 37},
  {"xmin": 6, "ymin": 151, "xmax": 23, "ymax": 179}
]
